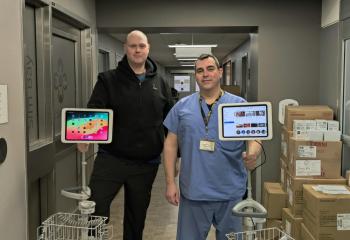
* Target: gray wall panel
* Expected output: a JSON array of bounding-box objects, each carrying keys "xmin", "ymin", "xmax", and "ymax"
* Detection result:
[{"xmin": 320, "ymin": 23, "xmax": 340, "ymax": 117}]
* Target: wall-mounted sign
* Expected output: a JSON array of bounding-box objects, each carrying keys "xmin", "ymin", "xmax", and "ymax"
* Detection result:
[{"xmin": 174, "ymin": 75, "xmax": 190, "ymax": 92}]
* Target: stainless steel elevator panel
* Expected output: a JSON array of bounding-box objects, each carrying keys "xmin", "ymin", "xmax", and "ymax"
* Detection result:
[{"xmin": 52, "ymin": 35, "xmax": 77, "ymax": 136}]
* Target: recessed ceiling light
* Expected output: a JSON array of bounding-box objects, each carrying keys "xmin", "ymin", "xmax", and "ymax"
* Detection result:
[{"xmin": 168, "ymin": 44, "xmax": 218, "ymax": 48}]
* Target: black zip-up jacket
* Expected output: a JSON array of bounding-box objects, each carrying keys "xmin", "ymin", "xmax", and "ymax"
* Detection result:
[{"xmin": 88, "ymin": 56, "xmax": 173, "ymax": 162}]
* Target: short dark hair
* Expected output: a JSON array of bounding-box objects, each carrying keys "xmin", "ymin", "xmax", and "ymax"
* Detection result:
[{"xmin": 195, "ymin": 54, "xmax": 221, "ymax": 70}]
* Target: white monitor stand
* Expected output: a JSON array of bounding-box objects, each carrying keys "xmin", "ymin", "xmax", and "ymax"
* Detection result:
[
  {"xmin": 217, "ymin": 102, "xmax": 272, "ymax": 230},
  {"xmin": 60, "ymin": 108, "xmax": 114, "ymax": 213}
]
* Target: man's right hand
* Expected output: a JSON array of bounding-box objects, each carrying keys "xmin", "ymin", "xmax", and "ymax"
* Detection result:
[
  {"xmin": 77, "ymin": 143, "xmax": 89, "ymax": 153},
  {"xmin": 165, "ymin": 182, "xmax": 180, "ymax": 206}
]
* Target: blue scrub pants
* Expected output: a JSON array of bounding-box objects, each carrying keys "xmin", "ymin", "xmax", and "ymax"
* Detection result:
[{"xmin": 177, "ymin": 195, "xmax": 243, "ymax": 240}]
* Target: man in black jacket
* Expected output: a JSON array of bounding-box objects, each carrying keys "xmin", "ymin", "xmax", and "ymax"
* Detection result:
[{"xmin": 78, "ymin": 30, "xmax": 173, "ymax": 240}]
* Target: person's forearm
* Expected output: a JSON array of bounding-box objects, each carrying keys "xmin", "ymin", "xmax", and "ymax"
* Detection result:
[{"xmin": 163, "ymin": 141, "xmax": 178, "ymax": 185}]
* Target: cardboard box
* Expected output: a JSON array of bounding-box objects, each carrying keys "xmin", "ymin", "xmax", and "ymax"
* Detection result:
[
  {"xmin": 301, "ymin": 222, "xmax": 315, "ymax": 240},
  {"xmin": 284, "ymin": 105, "xmax": 333, "ymax": 131},
  {"xmin": 281, "ymin": 126, "xmax": 293, "ymax": 160},
  {"xmin": 282, "ymin": 208, "xmax": 303, "ymax": 240},
  {"xmin": 287, "ymin": 138, "xmax": 342, "ymax": 178},
  {"xmin": 286, "ymin": 173, "xmax": 345, "ymax": 217},
  {"xmin": 303, "ymin": 184, "xmax": 350, "ymax": 240},
  {"xmin": 280, "ymin": 158, "xmax": 287, "ymax": 191},
  {"xmin": 263, "ymin": 182, "xmax": 287, "ymax": 219}
]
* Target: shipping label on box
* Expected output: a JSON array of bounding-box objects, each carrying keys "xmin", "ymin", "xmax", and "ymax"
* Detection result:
[
  {"xmin": 298, "ymin": 145, "xmax": 317, "ymax": 158},
  {"xmin": 328, "ymin": 120, "xmax": 339, "ymax": 131},
  {"xmin": 337, "ymin": 214, "xmax": 350, "ymax": 231},
  {"xmin": 324, "ymin": 131, "xmax": 341, "ymax": 141},
  {"xmin": 316, "ymin": 119, "xmax": 328, "ymax": 131},
  {"xmin": 293, "ymin": 130, "xmax": 308, "ymax": 140},
  {"xmin": 295, "ymin": 160, "xmax": 321, "ymax": 176},
  {"xmin": 293, "ymin": 120, "xmax": 308, "ymax": 131}
]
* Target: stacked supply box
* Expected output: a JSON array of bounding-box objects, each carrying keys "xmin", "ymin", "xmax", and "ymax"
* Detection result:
[
  {"xmin": 278, "ymin": 105, "xmax": 344, "ymax": 238},
  {"xmin": 301, "ymin": 222, "xmax": 315, "ymax": 240},
  {"xmin": 282, "ymin": 208, "xmax": 303, "ymax": 240},
  {"xmin": 303, "ymin": 184, "xmax": 350, "ymax": 240},
  {"xmin": 285, "ymin": 174, "xmax": 346, "ymax": 217},
  {"xmin": 287, "ymin": 138, "xmax": 342, "ymax": 178},
  {"xmin": 263, "ymin": 182, "xmax": 287, "ymax": 220},
  {"xmin": 284, "ymin": 105, "xmax": 333, "ymax": 131}
]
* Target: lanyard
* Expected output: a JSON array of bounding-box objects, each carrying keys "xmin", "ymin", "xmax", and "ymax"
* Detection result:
[{"xmin": 199, "ymin": 91, "xmax": 223, "ymax": 134}]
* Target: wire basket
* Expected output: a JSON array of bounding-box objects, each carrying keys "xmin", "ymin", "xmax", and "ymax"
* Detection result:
[
  {"xmin": 226, "ymin": 227, "xmax": 294, "ymax": 240},
  {"xmin": 37, "ymin": 212, "xmax": 112, "ymax": 240}
]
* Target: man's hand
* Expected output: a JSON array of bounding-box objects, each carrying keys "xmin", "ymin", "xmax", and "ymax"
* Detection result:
[
  {"xmin": 77, "ymin": 143, "xmax": 89, "ymax": 153},
  {"xmin": 165, "ymin": 182, "xmax": 180, "ymax": 206},
  {"xmin": 242, "ymin": 151, "xmax": 257, "ymax": 170}
]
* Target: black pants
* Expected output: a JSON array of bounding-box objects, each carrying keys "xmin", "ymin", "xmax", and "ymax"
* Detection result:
[{"xmin": 89, "ymin": 152, "xmax": 159, "ymax": 240}]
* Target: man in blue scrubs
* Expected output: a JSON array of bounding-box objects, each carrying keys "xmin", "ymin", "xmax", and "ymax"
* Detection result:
[{"xmin": 163, "ymin": 54, "xmax": 262, "ymax": 239}]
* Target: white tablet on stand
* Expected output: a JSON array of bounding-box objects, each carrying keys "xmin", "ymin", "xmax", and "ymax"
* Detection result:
[
  {"xmin": 60, "ymin": 108, "xmax": 113, "ymax": 201},
  {"xmin": 218, "ymin": 102, "xmax": 273, "ymax": 141},
  {"xmin": 61, "ymin": 108, "xmax": 113, "ymax": 144}
]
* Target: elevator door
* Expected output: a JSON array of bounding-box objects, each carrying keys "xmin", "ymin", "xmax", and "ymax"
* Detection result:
[{"xmin": 24, "ymin": 5, "xmax": 86, "ymax": 239}]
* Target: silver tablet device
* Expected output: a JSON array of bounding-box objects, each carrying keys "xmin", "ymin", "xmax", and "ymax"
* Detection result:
[
  {"xmin": 61, "ymin": 108, "xmax": 113, "ymax": 143},
  {"xmin": 218, "ymin": 102, "xmax": 273, "ymax": 141}
]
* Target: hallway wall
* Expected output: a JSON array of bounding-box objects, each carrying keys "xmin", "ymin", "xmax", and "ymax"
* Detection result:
[
  {"xmin": 96, "ymin": 0, "xmax": 322, "ymax": 185},
  {"xmin": 0, "ymin": 0, "xmax": 97, "ymax": 239},
  {"xmin": 0, "ymin": 0, "xmax": 27, "ymax": 239}
]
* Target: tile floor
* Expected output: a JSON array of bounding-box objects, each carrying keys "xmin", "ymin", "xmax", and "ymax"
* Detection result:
[{"xmin": 109, "ymin": 165, "xmax": 217, "ymax": 240}]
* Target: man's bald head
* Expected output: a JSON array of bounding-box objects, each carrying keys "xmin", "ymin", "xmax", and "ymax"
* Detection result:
[
  {"xmin": 126, "ymin": 30, "xmax": 149, "ymax": 44},
  {"xmin": 124, "ymin": 30, "xmax": 150, "ymax": 70}
]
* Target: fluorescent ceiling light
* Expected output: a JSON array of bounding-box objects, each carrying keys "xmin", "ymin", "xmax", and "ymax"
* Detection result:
[
  {"xmin": 177, "ymin": 58, "xmax": 197, "ymax": 61},
  {"xmin": 180, "ymin": 64, "xmax": 195, "ymax": 67},
  {"xmin": 169, "ymin": 44, "xmax": 217, "ymax": 48}
]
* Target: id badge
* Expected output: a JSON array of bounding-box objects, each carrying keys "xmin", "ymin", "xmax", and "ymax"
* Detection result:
[{"xmin": 199, "ymin": 139, "xmax": 215, "ymax": 152}]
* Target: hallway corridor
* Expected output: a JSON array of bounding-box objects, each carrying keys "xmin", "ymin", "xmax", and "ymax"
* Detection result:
[{"xmin": 109, "ymin": 162, "xmax": 217, "ymax": 239}]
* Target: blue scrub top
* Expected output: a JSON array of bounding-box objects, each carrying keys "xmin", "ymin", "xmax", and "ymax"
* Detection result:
[{"xmin": 164, "ymin": 91, "xmax": 248, "ymax": 201}]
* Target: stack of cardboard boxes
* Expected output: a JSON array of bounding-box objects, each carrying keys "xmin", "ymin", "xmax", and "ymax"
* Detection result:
[
  {"xmin": 263, "ymin": 105, "xmax": 349, "ymax": 239},
  {"xmin": 279, "ymin": 105, "xmax": 348, "ymax": 240}
]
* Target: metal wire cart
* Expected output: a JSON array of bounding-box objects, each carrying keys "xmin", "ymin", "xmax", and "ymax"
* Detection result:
[
  {"xmin": 37, "ymin": 150, "xmax": 112, "ymax": 240},
  {"xmin": 226, "ymin": 227, "xmax": 294, "ymax": 240},
  {"xmin": 37, "ymin": 212, "xmax": 111, "ymax": 240}
]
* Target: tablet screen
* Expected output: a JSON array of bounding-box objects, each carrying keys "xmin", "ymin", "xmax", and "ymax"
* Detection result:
[
  {"xmin": 218, "ymin": 102, "xmax": 272, "ymax": 141},
  {"xmin": 61, "ymin": 108, "xmax": 113, "ymax": 143}
]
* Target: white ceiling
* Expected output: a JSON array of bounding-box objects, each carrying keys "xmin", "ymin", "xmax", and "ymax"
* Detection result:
[{"xmin": 110, "ymin": 32, "xmax": 250, "ymax": 68}]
